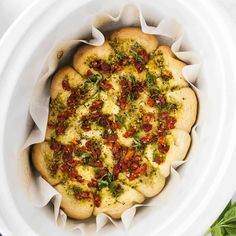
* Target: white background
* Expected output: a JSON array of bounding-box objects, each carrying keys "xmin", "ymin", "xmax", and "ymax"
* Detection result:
[{"xmin": 0, "ymin": 0, "xmax": 236, "ymax": 231}]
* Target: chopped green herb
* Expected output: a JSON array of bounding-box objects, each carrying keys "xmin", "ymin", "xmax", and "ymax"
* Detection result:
[
  {"xmin": 50, "ymin": 96, "xmax": 65, "ymax": 112},
  {"xmin": 133, "ymin": 136, "xmax": 143, "ymax": 149},
  {"xmin": 130, "ymin": 49, "xmax": 144, "ymax": 63},
  {"xmin": 98, "ymin": 173, "xmax": 113, "ymax": 189},
  {"xmin": 146, "ymin": 72, "xmax": 156, "ymax": 86},
  {"xmin": 89, "ymin": 73, "xmax": 103, "ymax": 84},
  {"xmin": 109, "ymin": 182, "xmax": 123, "ymax": 198}
]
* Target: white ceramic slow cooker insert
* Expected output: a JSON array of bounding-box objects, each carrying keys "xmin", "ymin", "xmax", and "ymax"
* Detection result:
[{"xmin": 0, "ymin": 0, "xmax": 236, "ymax": 235}]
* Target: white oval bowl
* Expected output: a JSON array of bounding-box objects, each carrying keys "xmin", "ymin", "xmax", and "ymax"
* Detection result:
[{"xmin": 0, "ymin": 0, "xmax": 236, "ymax": 236}]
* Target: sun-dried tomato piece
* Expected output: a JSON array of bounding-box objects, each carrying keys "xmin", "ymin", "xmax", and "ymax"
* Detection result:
[
  {"xmin": 50, "ymin": 139, "xmax": 62, "ymax": 152},
  {"xmin": 75, "ymin": 191, "xmax": 94, "ymax": 200},
  {"xmin": 123, "ymin": 128, "xmax": 135, "ymax": 138},
  {"xmin": 111, "ymin": 121, "xmax": 120, "ymax": 129},
  {"xmin": 154, "ymin": 155, "xmax": 165, "ymax": 165},
  {"xmin": 87, "ymin": 179, "xmax": 98, "ymax": 188},
  {"xmin": 56, "ymin": 123, "xmax": 67, "ymax": 135},
  {"xmin": 143, "ymin": 123, "xmax": 152, "ymax": 132},
  {"xmin": 123, "ymin": 149, "xmax": 135, "ymax": 162},
  {"xmin": 104, "ymin": 133, "xmax": 118, "ymax": 143},
  {"xmin": 100, "ymin": 81, "xmax": 112, "ymax": 90},
  {"xmin": 140, "ymin": 133, "xmax": 157, "ymax": 144},
  {"xmin": 138, "ymin": 48, "xmax": 149, "ymax": 64},
  {"xmin": 156, "ymin": 94, "xmax": 166, "ymax": 108},
  {"xmin": 134, "ymin": 61, "xmax": 144, "ymax": 73},
  {"xmin": 147, "ymin": 98, "xmax": 155, "ymax": 107},
  {"xmin": 157, "ymin": 136, "xmax": 169, "ymax": 154},
  {"xmin": 100, "ymin": 62, "xmax": 111, "ymax": 74},
  {"xmin": 88, "ymin": 159, "xmax": 103, "ymax": 167},
  {"xmin": 95, "ymin": 167, "xmax": 108, "ymax": 179},
  {"xmin": 128, "ymin": 163, "xmax": 147, "ymax": 180},
  {"xmin": 57, "ymin": 111, "xmax": 72, "ymax": 122},
  {"xmin": 142, "ymin": 113, "xmax": 155, "ymax": 123},
  {"xmin": 62, "ymin": 79, "xmax": 71, "ymax": 91},
  {"xmin": 90, "ymin": 100, "xmax": 104, "ymax": 112},
  {"xmin": 165, "ymin": 116, "xmax": 176, "ymax": 130},
  {"xmin": 161, "ymin": 69, "xmax": 173, "ymax": 80},
  {"xmin": 94, "ymin": 194, "xmax": 101, "ymax": 207}
]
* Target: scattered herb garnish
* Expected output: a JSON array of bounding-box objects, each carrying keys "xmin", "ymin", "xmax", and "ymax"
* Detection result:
[
  {"xmin": 109, "ymin": 182, "xmax": 123, "ymax": 198},
  {"xmin": 130, "ymin": 49, "xmax": 144, "ymax": 63},
  {"xmin": 146, "ymin": 71, "xmax": 156, "ymax": 86},
  {"xmin": 88, "ymin": 73, "xmax": 103, "ymax": 85},
  {"xmin": 98, "ymin": 173, "xmax": 113, "ymax": 189},
  {"xmin": 133, "ymin": 136, "xmax": 143, "ymax": 149},
  {"xmin": 205, "ymin": 201, "xmax": 236, "ymax": 236}
]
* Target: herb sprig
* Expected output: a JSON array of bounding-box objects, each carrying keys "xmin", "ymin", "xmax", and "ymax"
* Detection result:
[{"xmin": 205, "ymin": 201, "xmax": 236, "ymax": 236}]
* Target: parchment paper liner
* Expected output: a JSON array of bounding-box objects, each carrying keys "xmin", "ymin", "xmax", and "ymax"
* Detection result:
[{"xmin": 20, "ymin": 3, "xmax": 202, "ymax": 235}]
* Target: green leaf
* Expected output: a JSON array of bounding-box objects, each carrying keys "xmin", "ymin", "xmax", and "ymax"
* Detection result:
[
  {"xmin": 207, "ymin": 201, "xmax": 236, "ymax": 236},
  {"xmin": 225, "ymin": 225, "xmax": 236, "ymax": 235},
  {"xmin": 212, "ymin": 201, "xmax": 232, "ymax": 227},
  {"xmin": 212, "ymin": 226, "xmax": 225, "ymax": 236},
  {"xmin": 222, "ymin": 206, "xmax": 236, "ymax": 224}
]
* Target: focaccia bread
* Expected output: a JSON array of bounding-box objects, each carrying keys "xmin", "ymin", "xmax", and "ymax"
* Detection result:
[{"xmin": 32, "ymin": 27, "xmax": 197, "ymax": 219}]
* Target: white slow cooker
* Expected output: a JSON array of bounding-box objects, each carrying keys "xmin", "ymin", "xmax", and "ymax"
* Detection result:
[{"xmin": 0, "ymin": 0, "xmax": 236, "ymax": 235}]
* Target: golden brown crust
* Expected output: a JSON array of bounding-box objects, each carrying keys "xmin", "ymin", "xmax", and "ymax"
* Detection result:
[
  {"xmin": 32, "ymin": 142, "xmax": 60, "ymax": 186},
  {"xmin": 135, "ymin": 170, "xmax": 165, "ymax": 198},
  {"xmin": 166, "ymin": 87, "xmax": 198, "ymax": 132},
  {"xmin": 111, "ymin": 27, "xmax": 159, "ymax": 53},
  {"xmin": 158, "ymin": 129, "xmax": 191, "ymax": 177},
  {"xmin": 156, "ymin": 46, "xmax": 189, "ymax": 88},
  {"xmin": 51, "ymin": 66, "xmax": 84, "ymax": 99},
  {"xmin": 73, "ymin": 41, "xmax": 114, "ymax": 76},
  {"xmin": 93, "ymin": 183, "xmax": 145, "ymax": 219},
  {"xmin": 55, "ymin": 184, "xmax": 94, "ymax": 220}
]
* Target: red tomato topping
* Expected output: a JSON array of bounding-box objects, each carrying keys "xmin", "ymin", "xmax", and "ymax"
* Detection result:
[
  {"xmin": 161, "ymin": 70, "xmax": 173, "ymax": 80},
  {"xmin": 90, "ymin": 100, "xmax": 104, "ymax": 112},
  {"xmin": 143, "ymin": 123, "xmax": 152, "ymax": 132},
  {"xmin": 111, "ymin": 122, "xmax": 121, "ymax": 129},
  {"xmin": 165, "ymin": 116, "xmax": 176, "ymax": 130},
  {"xmin": 50, "ymin": 140, "xmax": 62, "ymax": 152},
  {"xmin": 156, "ymin": 94, "xmax": 166, "ymax": 108},
  {"xmin": 128, "ymin": 163, "xmax": 147, "ymax": 180},
  {"xmin": 138, "ymin": 49, "xmax": 149, "ymax": 64},
  {"xmin": 75, "ymin": 191, "xmax": 94, "ymax": 200},
  {"xmin": 57, "ymin": 111, "xmax": 72, "ymax": 122},
  {"xmin": 95, "ymin": 167, "xmax": 108, "ymax": 179},
  {"xmin": 87, "ymin": 179, "xmax": 98, "ymax": 188},
  {"xmin": 104, "ymin": 133, "xmax": 118, "ymax": 143},
  {"xmin": 100, "ymin": 81, "xmax": 112, "ymax": 90},
  {"xmin": 88, "ymin": 159, "xmax": 103, "ymax": 168},
  {"xmin": 147, "ymin": 98, "xmax": 155, "ymax": 107},
  {"xmin": 157, "ymin": 136, "xmax": 169, "ymax": 154},
  {"xmin": 94, "ymin": 194, "xmax": 101, "ymax": 207},
  {"xmin": 56, "ymin": 123, "xmax": 67, "ymax": 135},
  {"xmin": 123, "ymin": 149, "xmax": 135, "ymax": 162},
  {"xmin": 62, "ymin": 79, "xmax": 71, "ymax": 91},
  {"xmin": 100, "ymin": 62, "xmax": 111, "ymax": 74},
  {"xmin": 134, "ymin": 61, "xmax": 144, "ymax": 73},
  {"xmin": 142, "ymin": 113, "xmax": 155, "ymax": 123},
  {"xmin": 140, "ymin": 133, "xmax": 157, "ymax": 144},
  {"xmin": 123, "ymin": 128, "xmax": 136, "ymax": 138}
]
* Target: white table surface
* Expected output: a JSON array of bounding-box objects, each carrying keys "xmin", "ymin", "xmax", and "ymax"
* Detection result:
[{"xmin": 0, "ymin": 0, "xmax": 236, "ymax": 233}]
